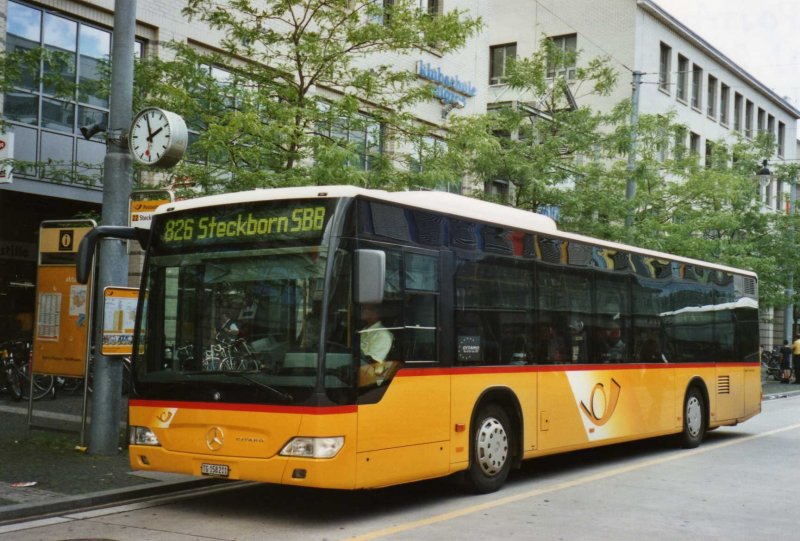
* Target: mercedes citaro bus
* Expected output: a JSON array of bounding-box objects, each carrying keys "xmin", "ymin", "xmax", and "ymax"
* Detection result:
[{"xmin": 77, "ymin": 186, "xmax": 761, "ymax": 493}]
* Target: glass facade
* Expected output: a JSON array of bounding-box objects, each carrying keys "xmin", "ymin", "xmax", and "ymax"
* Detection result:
[{"xmin": 4, "ymin": 1, "xmax": 142, "ymax": 186}]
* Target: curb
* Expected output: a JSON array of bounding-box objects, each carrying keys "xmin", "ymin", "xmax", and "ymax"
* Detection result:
[{"xmin": 0, "ymin": 477, "xmax": 228, "ymax": 525}]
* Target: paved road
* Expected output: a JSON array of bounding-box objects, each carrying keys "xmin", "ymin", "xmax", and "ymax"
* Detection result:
[{"xmin": 2, "ymin": 393, "xmax": 798, "ymax": 541}]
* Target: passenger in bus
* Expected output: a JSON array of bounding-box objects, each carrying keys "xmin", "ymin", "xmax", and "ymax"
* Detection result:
[{"xmin": 604, "ymin": 322, "xmax": 626, "ymax": 362}]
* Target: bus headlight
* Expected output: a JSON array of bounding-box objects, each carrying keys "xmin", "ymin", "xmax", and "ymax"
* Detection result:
[
  {"xmin": 130, "ymin": 426, "xmax": 161, "ymax": 446},
  {"xmin": 280, "ymin": 437, "xmax": 344, "ymax": 458}
]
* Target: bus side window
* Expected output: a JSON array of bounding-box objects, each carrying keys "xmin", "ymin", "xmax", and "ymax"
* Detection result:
[{"xmin": 403, "ymin": 294, "xmax": 436, "ymax": 361}]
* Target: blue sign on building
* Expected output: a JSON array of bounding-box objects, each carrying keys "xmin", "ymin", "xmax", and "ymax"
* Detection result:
[{"xmin": 416, "ymin": 61, "xmax": 476, "ymax": 107}]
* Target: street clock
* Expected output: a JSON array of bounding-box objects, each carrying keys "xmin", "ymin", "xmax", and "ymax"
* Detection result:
[{"xmin": 129, "ymin": 107, "xmax": 188, "ymax": 168}]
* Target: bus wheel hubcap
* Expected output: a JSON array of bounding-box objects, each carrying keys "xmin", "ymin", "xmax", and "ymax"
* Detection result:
[
  {"xmin": 686, "ymin": 396, "xmax": 702, "ymax": 437},
  {"xmin": 476, "ymin": 417, "xmax": 508, "ymax": 476}
]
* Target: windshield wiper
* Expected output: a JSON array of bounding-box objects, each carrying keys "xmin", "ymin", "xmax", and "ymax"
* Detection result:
[{"xmin": 218, "ymin": 372, "xmax": 294, "ymax": 403}]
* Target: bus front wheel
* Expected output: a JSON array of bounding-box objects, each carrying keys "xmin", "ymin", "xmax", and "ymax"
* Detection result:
[
  {"xmin": 463, "ymin": 403, "xmax": 512, "ymax": 494},
  {"xmin": 679, "ymin": 387, "xmax": 706, "ymax": 449}
]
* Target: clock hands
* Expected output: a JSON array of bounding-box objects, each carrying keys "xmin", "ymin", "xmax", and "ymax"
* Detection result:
[{"xmin": 148, "ymin": 126, "xmax": 164, "ymax": 141}]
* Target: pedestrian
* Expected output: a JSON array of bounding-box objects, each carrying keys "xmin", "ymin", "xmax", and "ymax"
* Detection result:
[
  {"xmin": 793, "ymin": 335, "xmax": 800, "ymax": 384},
  {"xmin": 781, "ymin": 340, "xmax": 792, "ymax": 383}
]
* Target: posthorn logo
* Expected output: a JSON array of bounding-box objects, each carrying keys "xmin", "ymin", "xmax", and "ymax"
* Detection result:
[{"xmin": 579, "ymin": 378, "xmax": 621, "ymax": 427}]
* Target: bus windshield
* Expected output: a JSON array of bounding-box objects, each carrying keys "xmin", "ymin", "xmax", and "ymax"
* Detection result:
[{"xmin": 134, "ymin": 199, "xmax": 354, "ymax": 405}]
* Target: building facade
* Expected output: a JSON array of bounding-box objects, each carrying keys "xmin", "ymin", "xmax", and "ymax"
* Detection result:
[{"xmin": 0, "ymin": 0, "xmax": 796, "ymax": 343}]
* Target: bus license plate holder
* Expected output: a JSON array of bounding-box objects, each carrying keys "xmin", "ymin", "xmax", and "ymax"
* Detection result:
[{"xmin": 201, "ymin": 463, "xmax": 229, "ymax": 477}]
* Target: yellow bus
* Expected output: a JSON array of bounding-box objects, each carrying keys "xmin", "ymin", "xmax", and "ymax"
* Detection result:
[{"xmin": 78, "ymin": 186, "xmax": 761, "ymax": 493}]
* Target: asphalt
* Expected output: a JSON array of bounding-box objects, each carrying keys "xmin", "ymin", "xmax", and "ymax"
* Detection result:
[
  {"xmin": 0, "ymin": 369, "xmax": 797, "ymax": 525},
  {"xmin": 0, "ymin": 388, "xmax": 219, "ymax": 524}
]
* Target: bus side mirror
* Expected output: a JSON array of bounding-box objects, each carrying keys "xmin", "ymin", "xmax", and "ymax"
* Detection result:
[{"xmin": 355, "ymin": 249, "xmax": 385, "ymax": 304}]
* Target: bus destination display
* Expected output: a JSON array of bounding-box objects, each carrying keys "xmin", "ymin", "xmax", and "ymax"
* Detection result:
[{"xmin": 157, "ymin": 201, "xmax": 332, "ymax": 249}]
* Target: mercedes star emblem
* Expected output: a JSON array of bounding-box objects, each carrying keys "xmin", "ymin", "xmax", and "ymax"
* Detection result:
[{"xmin": 206, "ymin": 426, "xmax": 225, "ymax": 451}]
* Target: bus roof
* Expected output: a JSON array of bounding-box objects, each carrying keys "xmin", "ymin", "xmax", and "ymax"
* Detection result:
[{"xmin": 155, "ymin": 186, "xmax": 756, "ymax": 278}]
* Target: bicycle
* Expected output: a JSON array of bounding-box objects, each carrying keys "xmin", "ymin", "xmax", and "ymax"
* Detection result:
[
  {"xmin": 202, "ymin": 319, "xmax": 260, "ymax": 372},
  {"xmin": 0, "ymin": 340, "xmax": 54, "ymax": 400},
  {"xmin": 762, "ymin": 346, "xmax": 786, "ymax": 382},
  {"xmin": 1, "ymin": 341, "xmax": 24, "ymax": 401},
  {"xmin": 55, "ymin": 354, "xmax": 133, "ymax": 395}
]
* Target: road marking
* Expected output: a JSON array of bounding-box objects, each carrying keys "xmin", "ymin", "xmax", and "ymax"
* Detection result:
[
  {"xmin": 348, "ymin": 421, "xmax": 800, "ymax": 540},
  {"xmin": 0, "ymin": 404, "xmax": 82, "ymax": 424}
]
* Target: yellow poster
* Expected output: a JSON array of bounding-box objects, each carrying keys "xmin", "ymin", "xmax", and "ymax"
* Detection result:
[
  {"xmin": 101, "ymin": 287, "xmax": 138, "ymax": 356},
  {"xmin": 32, "ymin": 220, "xmax": 95, "ymax": 377},
  {"xmin": 130, "ymin": 189, "xmax": 173, "ymax": 229}
]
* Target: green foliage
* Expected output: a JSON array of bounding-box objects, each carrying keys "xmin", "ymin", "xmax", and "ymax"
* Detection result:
[
  {"xmin": 131, "ymin": 0, "xmax": 481, "ymax": 193},
  {"xmin": 439, "ymin": 38, "xmax": 798, "ymax": 308}
]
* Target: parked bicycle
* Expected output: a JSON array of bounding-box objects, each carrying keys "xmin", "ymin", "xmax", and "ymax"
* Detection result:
[
  {"xmin": 762, "ymin": 345, "xmax": 785, "ymax": 382},
  {"xmin": 202, "ymin": 319, "xmax": 260, "ymax": 372},
  {"xmin": 1, "ymin": 341, "xmax": 24, "ymax": 400},
  {"xmin": 55, "ymin": 354, "xmax": 133, "ymax": 396},
  {"xmin": 0, "ymin": 340, "xmax": 54, "ymax": 400}
]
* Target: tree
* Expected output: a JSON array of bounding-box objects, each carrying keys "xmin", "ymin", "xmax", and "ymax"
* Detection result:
[
  {"xmin": 132, "ymin": 0, "xmax": 481, "ymax": 192},
  {"xmin": 438, "ymin": 37, "xmax": 617, "ymax": 211},
  {"xmin": 439, "ymin": 39, "xmax": 798, "ymax": 307}
]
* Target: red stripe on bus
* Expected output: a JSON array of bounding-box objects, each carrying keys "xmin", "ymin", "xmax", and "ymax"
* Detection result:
[{"xmin": 128, "ymin": 399, "xmax": 357, "ymax": 415}]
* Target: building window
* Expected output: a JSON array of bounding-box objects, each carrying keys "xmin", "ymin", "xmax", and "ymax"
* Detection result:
[
  {"xmin": 691, "ymin": 64, "xmax": 702, "ymax": 110},
  {"xmin": 410, "ymin": 135, "xmax": 447, "ymax": 174},
  {"xmin": 422, "ymin": 0, "xmax": 441, "ymax": 16},
  {"xmin": 778, "ymin": 121, "xmax": 786, "ymax": 157},
  {"xmin": 689, "ymin": 132, "xmax": 700, "ymax": 155},
  {"xmin": 676, "ymin": 55, "xmax": 689, "ymax": 102},
  {"xmin": 185, "ymin": 64, "xmax": 239, "ymax": 165},
  {"xmin": 720, "ymin": 84, "xmax": 730, "ymax": 125},
  {"xmin": 704, "ymin": 140, "xmax": 713, "ymax": 168},
  {"xmin": 706, "ymin": 75, "xmax": 717, "ymax": 118},
  {"xmin": 745, "ymin": 100, "xmax": 753, "ymax": 139},
  {"xmin": 489, "ymin": 43, "xmax": 516, "ymax": 85},
  {"xmin": 733, "ymin": 93, "xmax": 743, "ymax": 132},
  {"xmin": 757, "ymin": 108, "xmax": 765, "ymax": 134},
  {"xmin": 674, "ymin": 126, "xmax": 687, "ymax": 159},
  {"xmin": 768, "ymin": 114, "xmax": 775, "ymax": 140},
  {"xmin": 484, "ymin": 179, "xmax": 510, "ymax": 201},
  {"xmin": 547, "ymin": 34, "xmax": 577, "ymax": 80},
  {"xmin": 658, "ymin": 43, "xmax": 671, "ymax": 93},
  {"xmin": 3, "ymin": 1, "xmax": 143, "ymax": 186},
  {"xmin": 319, "ymin": 108, "xmax": 383, "ymax": 171},
  {"xmin": 378, "ymin": 0, "xmax": 394, "ymax": 25}
]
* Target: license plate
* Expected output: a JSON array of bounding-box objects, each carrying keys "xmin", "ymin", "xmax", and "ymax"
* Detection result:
[{"xmin": 201, "ymin": 463, "xmax": 229, "ymax": 477}]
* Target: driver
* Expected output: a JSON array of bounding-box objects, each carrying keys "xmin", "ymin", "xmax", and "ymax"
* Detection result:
[{"xmin": 358, "ymin": 304, "xmax": 394, "ymax": 373}]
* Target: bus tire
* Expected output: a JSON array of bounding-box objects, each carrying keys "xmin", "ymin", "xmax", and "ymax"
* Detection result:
[
  {"xmin": 679, "ymin": 387, "xmax": 706, "ymax": 449},
  {"xmin": 464, "ymin": 403, "xmax": 512, "ymax": 494}
]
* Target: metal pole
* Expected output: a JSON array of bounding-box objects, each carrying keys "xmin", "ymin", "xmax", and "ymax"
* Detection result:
[
  {"xmin": 625, "ymin": 70, "xmax": 642, "ymax": 229},
  {"xmin": 786, "ymin": 181, "xmax": 797, "ymax": 342},
  {"xmin": 89, "ymin": 0, "xmax": 136, "ymax": 456},
  {"xmin": 80, "ymin": 260, "xmax": 97, "ymax": 448}
]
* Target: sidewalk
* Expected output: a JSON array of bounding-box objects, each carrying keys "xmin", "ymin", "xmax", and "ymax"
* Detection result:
[
  {"xmin": 1, "ymin": 372, "xmax": 797, "ymax": 524},
  {"xmin": 0, "ymin": 391, "xmax": 213, "ymax": 524}
]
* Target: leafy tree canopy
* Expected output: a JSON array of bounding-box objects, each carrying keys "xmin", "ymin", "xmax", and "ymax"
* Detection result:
[{"xmin": 133, "ymin": 0, "xmax": 481, "ymax": 192}]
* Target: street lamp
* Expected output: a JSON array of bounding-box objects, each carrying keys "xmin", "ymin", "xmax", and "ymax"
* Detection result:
[
  {"xmin": 756, "ymin": 159, "xmax": 772, "ymax": 209},
  {"xmin": 758, "ymin": 159, "xmax": 796, "ymax": 348}
]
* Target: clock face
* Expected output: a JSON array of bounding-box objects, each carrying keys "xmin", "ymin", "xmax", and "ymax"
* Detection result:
[{"xmin": 129, "ymin": 108, "xmax": 188, "ymax": 167}]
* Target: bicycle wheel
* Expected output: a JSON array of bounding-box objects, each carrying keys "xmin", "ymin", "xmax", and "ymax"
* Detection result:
[
  {"xmin": 4, "ymin": 365, "xmax": 23, "ymax": 401},
  {"xmin": 58, "ymin": 376, "xmax": 84, "ymax": 393},
  {"xmin": 18, "ymin": 369, "xmax": 55, "ymax": 400}
]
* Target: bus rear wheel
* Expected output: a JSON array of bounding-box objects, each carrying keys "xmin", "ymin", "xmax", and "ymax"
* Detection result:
[
  {"xmin": 463, "ymin": 403, "xmax": 512, "ymax": 494},
  {"xmin": 679, "ymin": 387, "xmax": 706, "ymax": 449}
]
